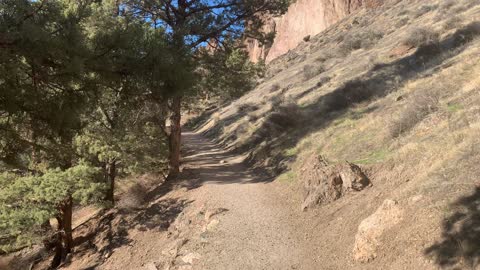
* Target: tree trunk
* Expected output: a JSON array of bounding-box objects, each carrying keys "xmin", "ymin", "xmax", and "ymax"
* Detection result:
[
  {"xmin": 105, "ymin": 161, "xmax": 116, "ymax": 206},
  {"xmin": 168, "ymin": 96, "xmax": 182, "ymax": 178},
  {"xmin": 51, "ymin": 196, "xmax": 73, "ymax": 268}
]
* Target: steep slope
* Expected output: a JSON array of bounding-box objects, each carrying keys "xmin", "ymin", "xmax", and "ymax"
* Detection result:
[{"xmin": 193, "ymin": 0, "xmax": 480, "ymax": 268}]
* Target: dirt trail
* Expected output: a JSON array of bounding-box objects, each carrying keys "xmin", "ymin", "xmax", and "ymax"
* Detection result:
[{"xmin": 178, "ymin": 131, "xmax": 314, "ymax": 270}]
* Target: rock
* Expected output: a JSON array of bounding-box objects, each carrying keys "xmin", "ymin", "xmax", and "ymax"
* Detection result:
[
  {"xmin": 206, "ymin": 219, "xmax": 220, "ymax": 231},
  {"xmin": 143, "ymin": 262, "xmax": 158, "ymax": 270},
  {"xmin": 219, "ymin": 160, "xmax": 227, "ymax": 164},
  {"xmin": 301, "ymin": 154, "xmax": 371, "ymax": 210},
  {"xmin": 181, "ymin": 252, "xmax": 201, "ymax": 265},
  {"xmin": 352, "ymin": 199, "xmax": 404, "ymax": 263}
]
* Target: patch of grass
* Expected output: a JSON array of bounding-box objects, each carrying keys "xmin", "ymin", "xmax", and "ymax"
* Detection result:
[
  {"xmin": 278, "ymin": 171, "xmax": 296, "ymax": 183},
  {"xmin": 284, "ymin": 147, "xmax": 298, "ymax": 157},
  {"xmin": 447, "ymin": 103, "xmax": 463, "ymax": 113},
  {"xmin": 270, "ymin": 83, "xmax": 281, "ymax": 92},
  {"xmin": 353, "ymin": 148, "xmax": 390, "ymax": 165}
]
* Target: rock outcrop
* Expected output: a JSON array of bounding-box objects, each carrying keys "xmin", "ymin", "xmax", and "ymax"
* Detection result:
[
  {"xmin": 301, "ymin": 154, "xmax": 370, "ymax": 210},
  {"xmin": 352, "ymin": 199, "xmax": 404, "ymax": 262},
  {"xmin": 246, "ymin": 0, "xmax": 384, "ymax": 63}
]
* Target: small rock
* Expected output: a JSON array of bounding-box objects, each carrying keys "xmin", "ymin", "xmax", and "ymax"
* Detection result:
[
  {"xmin": 219, "ymin": 160, "xmax": 227, "ymax": 164},
  {"xmin": 411, "ymin": 195, "xmax": 424, "ymax": 203},
  {"xmin": 206, "ymin": 219, "xmax": 220, "ymax": 231},
  {"xmin": 182, "ymin": 252, "xmax": 201, "ymax": 264}
]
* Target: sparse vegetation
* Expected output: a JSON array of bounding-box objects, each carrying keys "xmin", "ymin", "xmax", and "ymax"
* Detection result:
[
  {"xmin": 443, "ymin": 16, "xmax": 463, "ymax": 31},
  {"xmin": 389, "ymin": 87, "xmax": 440, "ymax": 137},
  {"xmin": 339, "ymin": 30, "xmax": 384, "ymax": 55},
  {"xmin": 303, "ymin": 64, "xmax": 325, "ymax": 80},
  {"xmin": 403, "ymin": 27, "xmax": 439, "ymax": 47}
]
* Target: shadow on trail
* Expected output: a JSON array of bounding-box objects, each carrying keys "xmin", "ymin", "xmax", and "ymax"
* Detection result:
[
  {"xmin": 178, "ymin": 131, "xmax": 273, "ymax": 191},
  {"xmin": 425, "ymin": 187, "xmax": 480, "ymax": 269}
]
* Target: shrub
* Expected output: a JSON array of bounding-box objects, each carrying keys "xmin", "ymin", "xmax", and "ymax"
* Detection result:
[
  {"xmin": 389, "ymin": 87, "xmax": 440, "ymax": 137},
  {"xmin": 270, "ymin": 83, "xmax": 281, "ymax": 92},
  {"xmin": 237, "ymin": 103, "xmax": 259, "ymax": 114},
  {"xmin": 303, "ymin": 64, "xmax": 325, "ymax": 81},
  {"xmin": 451, "ymin": 22, "xmax": 480, "ymax": 48},
  {"xmin": 339, "ymin": 30, "xmax": 384, "ymax": 55},
  {"xmin": 403, "ymin": 27, "xmax": 439, "ymax": 47},
  {"xmin": 413, "ymin": 5, "xmax": 437, "ymax": 18},
  {"xmin": 322, "ymin": 79, "xmax": 379, "ymax": 112},
  {"xmin": 264, "ymin": 100, "xmax": 303, "ymax": 134},
  {"xmin": 443, "ymin": 16, "xmax": 462, "ymax": 30}
]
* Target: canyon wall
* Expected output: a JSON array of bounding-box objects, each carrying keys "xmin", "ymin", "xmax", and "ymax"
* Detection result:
[{"xmin": 247, "ymin": 0, "xmax": 383, "ymax": 63}]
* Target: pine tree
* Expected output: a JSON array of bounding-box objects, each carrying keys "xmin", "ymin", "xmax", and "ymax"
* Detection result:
[{"xmin": 125, "ymin": 0, "xmax": 290, "ymax": 178}]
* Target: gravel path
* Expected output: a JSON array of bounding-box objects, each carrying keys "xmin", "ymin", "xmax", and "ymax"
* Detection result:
[{"xmin": 181, "ymin": 131, "xmax": 313, "ymax": 270}]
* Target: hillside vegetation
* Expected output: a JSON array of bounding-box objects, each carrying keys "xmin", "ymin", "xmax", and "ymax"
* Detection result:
[{"xmin": 190, "ymin": 0, "xmax": 480, "ymax": 268}]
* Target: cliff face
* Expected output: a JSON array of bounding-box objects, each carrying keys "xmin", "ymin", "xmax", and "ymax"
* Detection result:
[{"xmin": 247, "ymin": 0, "xmax": 383, "ymax": 63}]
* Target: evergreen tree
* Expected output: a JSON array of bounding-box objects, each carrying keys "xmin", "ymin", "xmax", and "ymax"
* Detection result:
[{"xmin": 125, "ymin": 0, "xmax": 290, "ymax": 178}]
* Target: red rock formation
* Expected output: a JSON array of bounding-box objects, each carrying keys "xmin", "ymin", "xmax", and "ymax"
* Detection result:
[{"xmin": 246, "ymin": 0, "xmax": 384, "ymax": 63}]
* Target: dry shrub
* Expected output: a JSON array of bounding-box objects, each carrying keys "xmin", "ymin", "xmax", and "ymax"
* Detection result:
[
  {"xmin": 413, "ymin": 5, "xmax": 437, "ymax": 18},
  {"xmin": 270, "ymin": 83, "xmax": 281, "ymax": 92},
  {"xmin": 264, "ymin": 100, "xmax": 303, "ymax": 133},
  {"xmin": 389, "ymin": 87, "xmax": 440, "ymax": 138},
  {"xmin": 303, "ymin": 64, "xmax": 325, "ymax": 81},
  {"xmin": 339, "ymin": 30, "xmax": 384, "ymax": 55},
  {"xmin": 443, "ymin": 16, "xmax": 463, "ymax": 31},
  {"xmin": 118, "ymin": 183, "xmax": 149, "ymax": 209},
  {"xmin": 237, "ymin": 103, "xmax": 259, "ymax": 114},
  {"xmin": 322, "ymin": 79, "xmax": 380, "ymax": 112},
  {"xmin": 403, "ymin": 27, "xmax": 439, "ymax": 47},
  {"xmin": 451, "ymin": 22, "xmax": 480, "ymax": 48}
]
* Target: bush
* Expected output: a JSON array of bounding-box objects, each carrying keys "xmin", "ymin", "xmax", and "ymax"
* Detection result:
[
  {"xmin": 237, "ymin": 103, "xmax": 259, "ymax": 114},
  {"xmin": 443, "ymin": 16, "xmax": 462, "ymax": 31},
  {"xmin": 339, "ymin": 30, "xmax": 384, "ymax": 55},
  {"xmin": 270, "ymin": 83, "xmax": 281, "ymax": 92},
  {"xmin": 303, "ymin": 64, "xmax": 325, "ymax": 81},
  {"xmin": 413, "ymin": 5, "xmax": 437, "ymax": 18},
  {"xmin": 451, "ymin": 22, "xmax": 480, "ymax": 47},
  {"xmin": 403, "ymin": 27, "xmax": 439, "ymax": 47},
  {"xmin": 389, "ymin": 87, "xmax": 440, "ymax": 137},
  {"xmin": 264, "ymin": 100, "xmax": 303, "ymax": 133},
  {"xmin": 322, "ymin": 79, "xmax": 379, "ymax": 112}
]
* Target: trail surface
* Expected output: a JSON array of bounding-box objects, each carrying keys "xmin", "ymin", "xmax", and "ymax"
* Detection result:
[{"xmin": 178, "ymin": 131, "xmax": 313, "ymax": 270}]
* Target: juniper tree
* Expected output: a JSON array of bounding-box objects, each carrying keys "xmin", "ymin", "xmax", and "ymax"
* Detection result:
[{"xmin": 0, "ymin": 0, "xmax": 106, "ymax": 265}]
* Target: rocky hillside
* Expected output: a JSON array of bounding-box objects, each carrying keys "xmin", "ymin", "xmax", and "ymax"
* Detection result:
[
  {"xmin": 193, "ymin": 0, "xmax": 480, "ymax": 268},
  {"xmin": 246, "ymin": 0, "xmax": 384, "ymax": 62}
]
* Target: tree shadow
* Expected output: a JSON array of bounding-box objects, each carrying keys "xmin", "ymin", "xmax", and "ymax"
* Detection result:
[{"xmin": 425, "ymin": 187, "xmax": 480, "ymax": 269}]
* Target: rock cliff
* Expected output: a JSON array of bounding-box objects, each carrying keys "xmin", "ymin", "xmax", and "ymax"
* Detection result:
[{"xmin": 247, "ymin": 0, "xmax": 384, "ymax": 62}]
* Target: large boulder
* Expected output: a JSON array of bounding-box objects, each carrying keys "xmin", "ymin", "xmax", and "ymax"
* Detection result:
[{"xmin": 301, "ymin": 154, "xmax": 371, "ymax": 210}]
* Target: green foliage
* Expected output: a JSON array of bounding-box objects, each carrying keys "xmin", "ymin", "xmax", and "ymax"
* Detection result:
[
  {"xmin": 195, "ymin": 47, "xmax": 264, "ymax": 102},
  {"xmin": 0, "ymin": 163, "xmax": 105, "ymax": 252}
]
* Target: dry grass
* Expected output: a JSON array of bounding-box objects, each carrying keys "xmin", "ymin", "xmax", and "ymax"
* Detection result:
[
  {"xmin": 303, "ymin": 64, "xmax": 325, "ymax": 81},
  {"xmin": 389, "ymin": 86, "xmax": 440, "ymax": 138}
]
